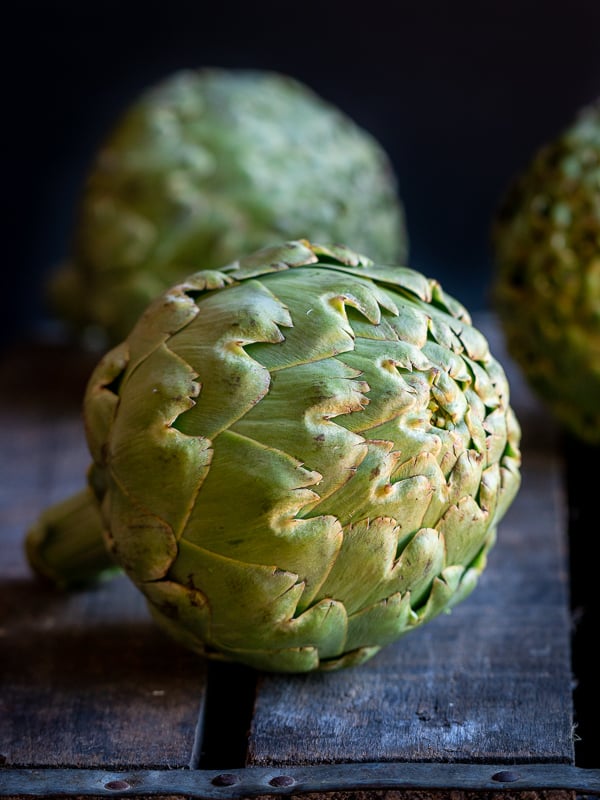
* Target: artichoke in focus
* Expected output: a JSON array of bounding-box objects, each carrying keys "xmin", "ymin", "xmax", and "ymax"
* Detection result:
[
  {"xmin": 492, "ymin": 99, "xmax": 600, "ymax": 443},
  {"xmin": 49, "ymin": 68, "xmax": 407, "ymax": 346},
  {"xmin": 28, "ymin": 240, "xmax": 521, "ymax": 673}
]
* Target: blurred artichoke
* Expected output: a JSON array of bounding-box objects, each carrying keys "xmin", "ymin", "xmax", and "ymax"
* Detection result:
[
  {"xmin": 49, "ymin": 68, "xmax": 407, "ymax": 346},
  {"xmin": 492, "ymin": 99, "xmax": 600, "ymax": 443},
  {"xmin": 28, "ymin": 240, "xmax": 521, "ymax": 673}
]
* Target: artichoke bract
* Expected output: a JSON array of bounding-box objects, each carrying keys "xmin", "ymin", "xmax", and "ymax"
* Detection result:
[
  {"xmin": 28, "ymin": 240, "xmax": 521, "ymax": 673},
  {"xmin": 49, "ymin": 68, "xmax": 407, "ymax": 346},
  {"xmin": 492, "ymin": 99, "xmax": 600, "ymax": 443}
]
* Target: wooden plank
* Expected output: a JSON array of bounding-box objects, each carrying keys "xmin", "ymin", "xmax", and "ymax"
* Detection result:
[
  {"xmin": 247, "ymin": 314, "xmax": 574, "ymax": 767},
  {"xmin": 564, "ymin": 430, "xmax": 600, "ymax": 768},
  {"xmin": 0, "ymin": 341, "xmax": 208, "ymax": 769}
]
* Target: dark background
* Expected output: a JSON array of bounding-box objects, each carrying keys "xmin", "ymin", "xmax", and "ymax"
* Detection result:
[{"xmin": 4, "ymin": 0, "xmax": 600, "ymax": 347}]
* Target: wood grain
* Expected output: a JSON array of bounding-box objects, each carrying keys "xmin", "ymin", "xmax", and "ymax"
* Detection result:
[{"xmin": 0, "ymin": 341, "xmax": 208, "ymax": 769}]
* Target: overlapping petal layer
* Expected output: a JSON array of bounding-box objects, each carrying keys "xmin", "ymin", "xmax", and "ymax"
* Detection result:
[{"xmin": 85, "ymin": 240, "xmax": 521, "ymax": 672}]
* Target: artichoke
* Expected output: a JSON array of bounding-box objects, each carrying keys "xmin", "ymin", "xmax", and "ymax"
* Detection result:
[
  {"xmin": 49, "ymin": 68, "xmax": 407, "ymax": 346},
  {"xmin": 492, "ymin": 99, "xmax": 600, "ymax": 443},
  {"xmin": 28, "ymin": 240, "xmax": 521, "ymax": 673}
]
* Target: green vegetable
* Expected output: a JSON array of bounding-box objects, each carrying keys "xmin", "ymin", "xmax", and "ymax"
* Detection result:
[
  {"xmin": 492, "ymin": 99, "xmax": 600, "ymax": 443},
  {"xmin": 28, "ymin": 240, "xmax": 521, "ymax": 673},
  {"xmin": 49, "ymin": 68, "xmax": 407, "ymax": 346}
]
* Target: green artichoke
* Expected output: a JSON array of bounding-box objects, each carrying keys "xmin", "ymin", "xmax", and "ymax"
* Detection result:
[
  {"xmin": 49, "ymin": 68, "xmax": 407, "ymax": 346},
  {"xmin": 492, "ymin": 99, "xmax": 600, "ymax": 443},
  {"xmin": 28, "ymin": 240, "xmax": 521, "ymax": 673}
]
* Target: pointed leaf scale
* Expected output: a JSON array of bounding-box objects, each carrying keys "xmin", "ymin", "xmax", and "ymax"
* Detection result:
[
  {"xmin": 167, "ymin": 279, "xmax": 291, "ymax": 439},
  {"xmin": 218, "ymin": 646, "xmax": 320, "ymax": 674},
  {"xmin": 169, "ymin": 540, "xmax": 346, "ymax": 658},
  {"xmin": 336, "ymin": 339, "xmax": 433, "ymax": 433},
  {"xmin": 231, "ymin": 358, "xmax": 369, "ymax": 502},
  {"xmin": 319, "ymin": 520, "xmax": 445, "ymax": 614},
  {"xmin": 244, "ymin": 269, "xmax": 397, "ymax": 370},
  {"xmin": 179, "ymin": 429, "xmax": 343, "ymax": 609},
  {"xmin": 414, "ymin": 564, "xmax": 467, "ymax": 626},
  {"xmin": 225, "ymin": 239, "xmax": 319, "ymax": 278},
  {"xmin": 107, "ymin": 342, "xmax": 212, "ymax": 539},
  {"xmin": 437, "ymin": 496, "xmax": 490, "ymax": 566},
  {"xmin": 318, "ymin": 645, "xmax": 381, "ymax": 671},
  {"xmin": 84, "ymin": 341, "xmax": 129, "ymax": 465},
  {"xmin": 103, "ymin": 479, "xmax": 178, "ymax": 582},
  {"xmin": 345, "ymin": 592, "xmax": 416, "ymax": 651},
  {"xmin": 311, "ymin": 440, "xmax": 434, "ymax": 535},
  {"xmin": 143, "ymin": 579, "xmax": 211, "ymax": 654}
]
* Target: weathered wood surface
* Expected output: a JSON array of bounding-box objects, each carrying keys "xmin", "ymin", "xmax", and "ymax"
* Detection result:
[
  {"xmin": 0, "ymin": 314, "xmax": 580, "ymax": 790},
  {"xmin": 0, "ymin": 342, "xmax": 208, "ymax": 769}
]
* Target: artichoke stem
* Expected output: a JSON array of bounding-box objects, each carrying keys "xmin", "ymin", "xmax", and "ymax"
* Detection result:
[{"xmin": 25, "ymin": 487, "xmax": 119, "ymax": 590}]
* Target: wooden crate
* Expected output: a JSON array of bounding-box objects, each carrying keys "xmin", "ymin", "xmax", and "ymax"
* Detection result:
[{"xmin": 1, "ymin": 317, "xmax": 599, "ymax": 800}]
